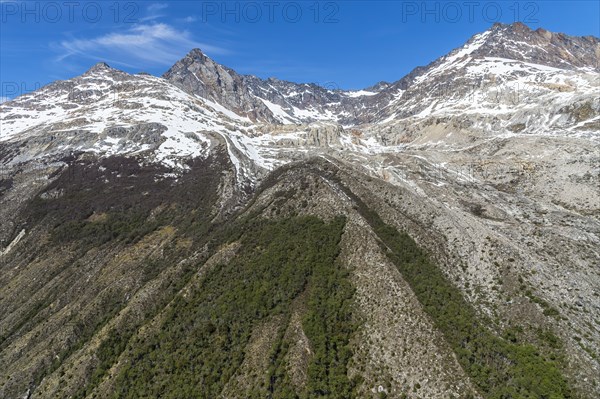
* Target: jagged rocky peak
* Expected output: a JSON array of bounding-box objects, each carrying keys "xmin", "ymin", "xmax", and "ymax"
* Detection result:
[
  {"xmin": 163, "ymin": 48, "xmax": 225, "ymax": 89},
  {"xmin": 466, "ymin": 22, "xmax": 600, "ymax": 70},
  {"xmin": 84, "ymin": 61, "xmax": 115, "ymax": 75},
  {"xmin": 177, "ymin": 48, "xmax": 215, "ymax": 66},
  {"xmin": 165, "ymin": 48, "xmax": 239, "ymax": 95},
  {"xmin": 188, "ymin": 47, "xmax": 206, "ymax": 58},
  {"xmin": 78, "ymin": 61, "xmax": 133, "ymax": 85},
  {"xmin": 162, "ymin": 47, "xmax": 393, "ymax": 125},
  {"xmin": 164, "ymin": 48, "xmax": 276, "ymax": 122}
]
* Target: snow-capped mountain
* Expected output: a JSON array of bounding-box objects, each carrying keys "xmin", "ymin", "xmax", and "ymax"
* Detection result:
[
  {"xmin": 0, "ymin": 62, "xmax": 249, "ymax": 168},
  {"xmin": 164, "ymin": 22, "xmax": 600, "ymax": 131},
  {"xmin": 371, "ymin": 22, "xmax": 600, "ymax": 140},
  {"xmin": 162, "ymin": 48, "xmax": 387, "ymax": 125},
  {"xmin": 1, "ymin": 22, "xmax": 598, "ymax": 176},
  {"xmin": 1, "ymin": 22, "xmax": 600, "ymax": 399}
]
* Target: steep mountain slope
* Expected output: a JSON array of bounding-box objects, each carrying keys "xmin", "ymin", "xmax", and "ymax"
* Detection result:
[
  {"xmin": 163, "ymin": 48, "xmax": 386, "ymax": 125},
  {"xmin": 371, "ymin": 22, "xmax": 600, "ymax": 139},
  {"xmin": 0, "ymin": 22, "xmax": 599, "ymax": 399},
  {"xmin": 0, "ymin": 156, "xmax": 581, "ymax": 399}
]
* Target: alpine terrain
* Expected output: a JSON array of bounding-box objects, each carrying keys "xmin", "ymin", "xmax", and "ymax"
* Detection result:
[{"xmin": 0, "ymin": 22, "xmax": 599, "ymax": 398}]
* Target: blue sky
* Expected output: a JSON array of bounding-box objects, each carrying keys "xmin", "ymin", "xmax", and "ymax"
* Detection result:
[{"xmin": 1, "ymin": 1, "xmax": 599, "ymax": 100}]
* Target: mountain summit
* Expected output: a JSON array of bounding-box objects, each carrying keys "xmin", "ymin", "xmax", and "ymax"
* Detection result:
[
  {"xmin": 466, "ymin": 22, "xmax": 600, "ymax": 70},
  {"xmin": 161, "ymin": 22, "xmax": 599, "ymax": 126},
  {"xmin": 85, "ymin": 61, "xmax": 113, "ymax": 74},
  {"xmin": 163, "ymin": 47, "xmax": 275, "ymax": 122}
]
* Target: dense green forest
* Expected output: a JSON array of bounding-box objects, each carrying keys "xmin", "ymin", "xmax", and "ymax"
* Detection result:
[
  {"xmin": 71, "ymin": 182, "xmax": 571, "ymax": 398},
  {"xmin": 103, "ymin": 216, "xmax": 358, "ymax": 398},
  {"xmin": 20, "ymin": 157, "xmax": 572, "ymax": 398}
]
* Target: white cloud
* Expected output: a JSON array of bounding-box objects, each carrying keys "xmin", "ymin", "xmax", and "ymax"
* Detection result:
[
  {"xmin": 55, "ymin": 23, "xmax": 229, "ymax": 68},
  {"xmin": 147, "ymin": 3, "xmax": 169, "ymax": 12},
  {"xmin": 140, "ymin": 3, "xmax": 169, "ymax": 20}
]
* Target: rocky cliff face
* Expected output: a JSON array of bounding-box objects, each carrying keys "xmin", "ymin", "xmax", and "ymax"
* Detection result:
[
  {"xmin": 162, "ymin": 49, "xmax": 275, "ymax": 122},
  {"xmin": 163, "ymin": 48, "xmax": 388, "ymax": 125},
  {"xmin": 1, "ymin": 22, "xmax": 599, "ymax": 399},
  {"xmin": 471, "ymin": 22, "xmax": 600, "ymax": 71}
]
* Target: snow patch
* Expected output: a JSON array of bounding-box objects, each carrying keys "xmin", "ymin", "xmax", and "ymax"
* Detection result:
[{"xmin": 345, "ymin": 90, "xmax": 378, "ymax": 98}]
